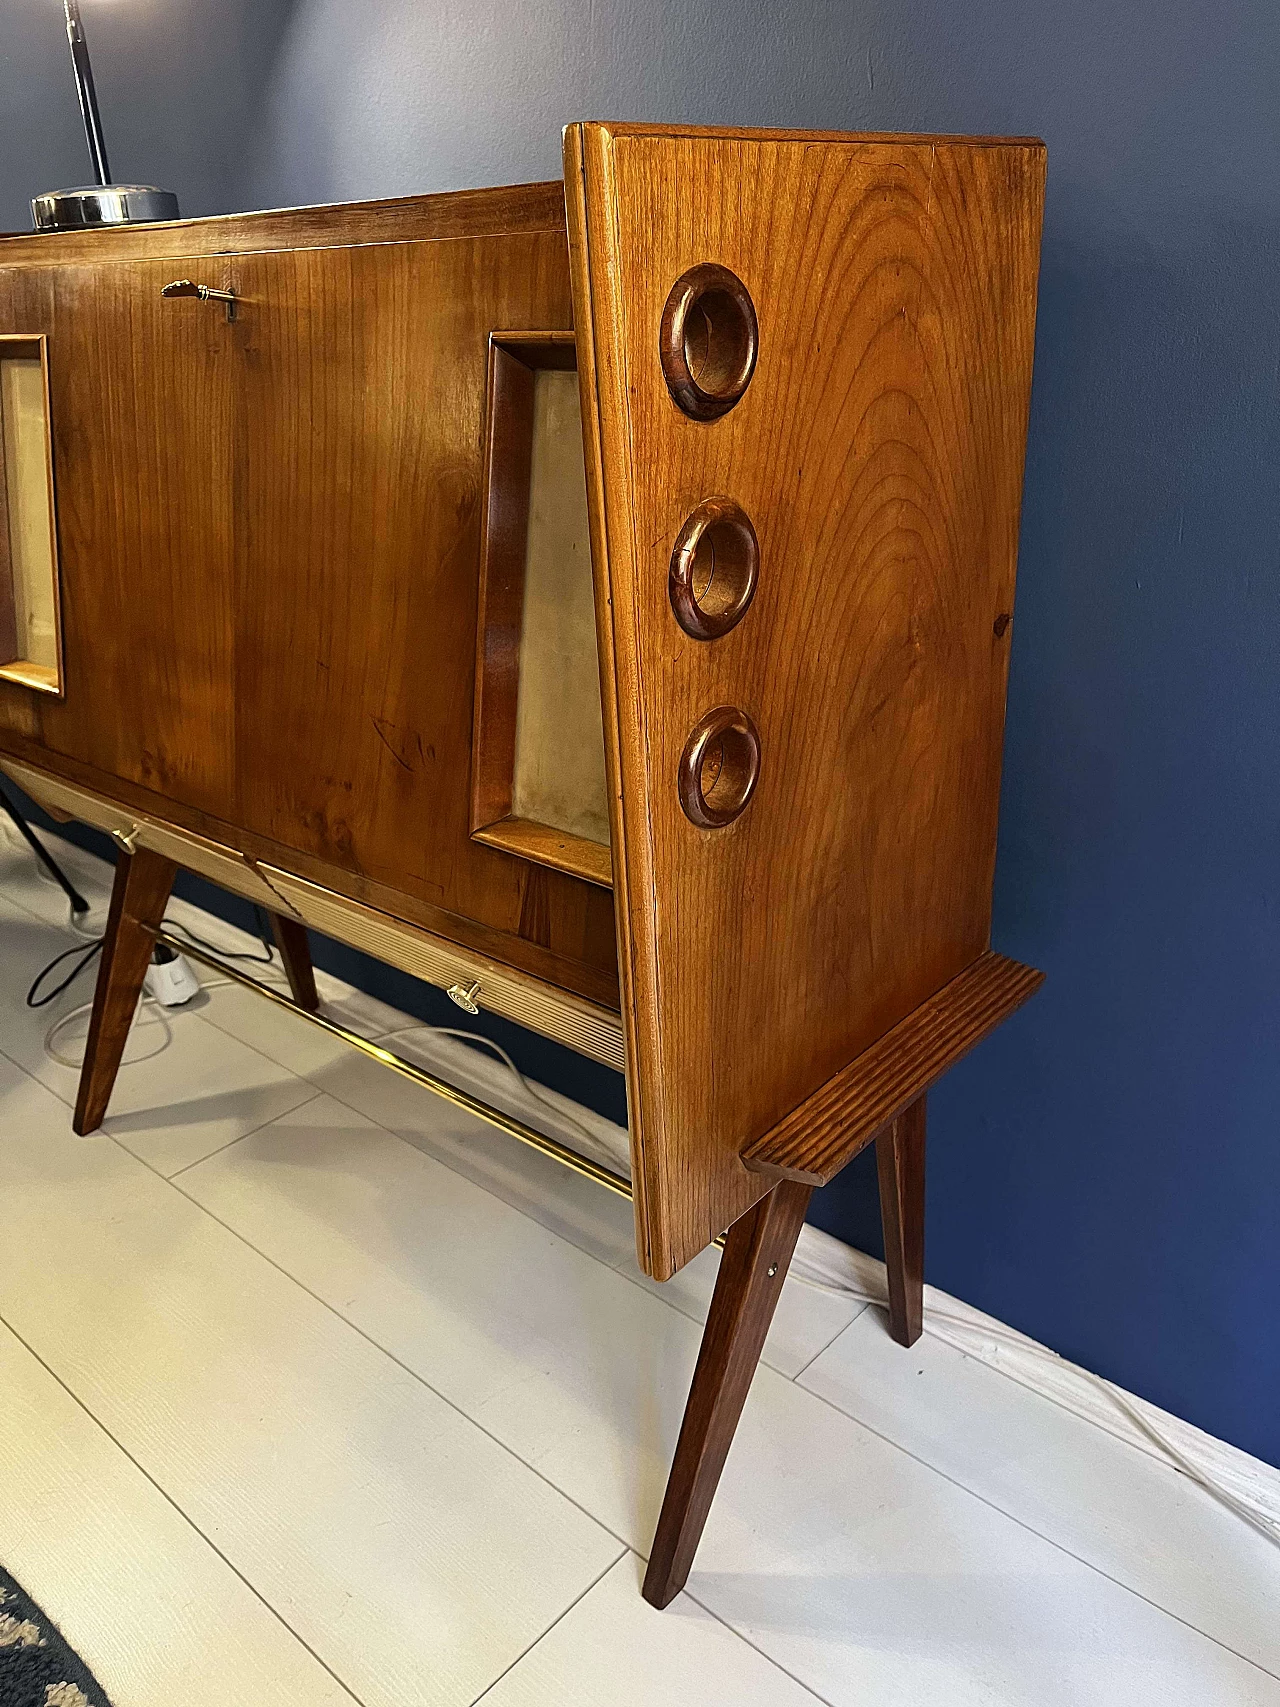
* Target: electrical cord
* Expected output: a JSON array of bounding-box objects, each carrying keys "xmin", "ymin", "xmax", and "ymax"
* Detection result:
[
  {"xmin": 21, "ymin": 879, "xmax": 603, "ymax": 1160},
  {"xmin": 42, "ymin": 977, "xmax": 239, "ymax": 1069},
  {"xmin": 376, "ymin": 1024, "xmax": 609, "ymax": 1154},
  {"xmin": 23, "ymin": 897, "xmax": 274, "ymax": 1017},
  {"xmin": 162, "ymin": 909, "xmax": 275, "ymax": 965},
  {"xmin": 11, "ymin": 822, "xmax": 1272, "ymax": 1550},
  {"xmin": 793, "ymin": 1270, "xmax": 1280, "ymax": 1548},
  {"xmin": 25, "ymin": 937, "xmax": 103, "ymax": 1008}
]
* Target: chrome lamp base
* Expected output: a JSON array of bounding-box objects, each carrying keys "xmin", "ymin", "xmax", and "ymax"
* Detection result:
[{"xmin": 31, "ymin": 184, "xmax": 180, "ymax": 232}]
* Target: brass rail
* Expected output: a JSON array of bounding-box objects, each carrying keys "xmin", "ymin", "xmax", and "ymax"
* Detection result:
[{"xmin": 156, "ymin": 930, "xmax": 635, "ymax": 1204}]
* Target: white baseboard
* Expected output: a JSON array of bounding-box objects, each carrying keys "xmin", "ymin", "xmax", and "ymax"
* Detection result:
[
  {"xmin": 792, "ymin": 1224, "xmax": 1280, "ymax": 1534},
  {"xmin": 9, "ymin": 818, "xmax": 1279, "ymax": 1540}
]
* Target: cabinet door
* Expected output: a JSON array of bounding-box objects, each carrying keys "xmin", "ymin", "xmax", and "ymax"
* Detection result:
[
  {"xmin": 31, "ymin": 257, "xmax": 238, "ymax": 817},
  {"xmin": 228, "ymin": 233, "xmax": 608, "ymax": 949}
]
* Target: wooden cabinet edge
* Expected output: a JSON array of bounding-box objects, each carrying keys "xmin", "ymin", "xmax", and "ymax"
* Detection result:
[
  {"xmin": 0, "ymin": 182, "xmax": 570, "ymax": 268},
  {"xmin": 472, "ymin": 817, "xmax": 612, "ymax": 888},
  {"xmin": 563, "ymin": 122, "xmax": 667, "ymax": 1274}
]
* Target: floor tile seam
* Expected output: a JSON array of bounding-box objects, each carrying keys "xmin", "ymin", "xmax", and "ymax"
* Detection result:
[
  {"xmin": 679, "ymin": 1582, "xmax": 840, "ymax": 1706},
  {"xmin": 158, "ymin": 1088, "xmax": 326, "ymax": 1179},
  {"xmin": 467, "ymin": 1552, "xmax": 631, "ymax": 1705},
  {"xmin": 0, "ymin": 1307, "xmax": 371, "ymax": 1707},
  {"xmin": 287, "ymin": 1066, "xmax": 656, "ymax": 1286},
  {"xmin": 787, "ymin": 1360, "xmax": 1280, "ymax": 1681},
  {"xmin": 119, "ymin": 1148, "xmax": 636, "ymax": 1558},
  {"xmin": 0, "ymin": 1040, "xmax": 75, "ymax": 1112}
]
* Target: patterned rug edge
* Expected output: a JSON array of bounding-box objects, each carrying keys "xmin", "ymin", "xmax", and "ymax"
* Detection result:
[{"xmin": 0, "ymin": 1569, "xmax": 112, "ymax": 1707}]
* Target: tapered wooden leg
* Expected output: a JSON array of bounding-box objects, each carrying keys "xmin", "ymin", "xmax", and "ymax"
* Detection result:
[
  {"xmin": 73, "ymin": 846, "xmax": 177, "ymax": 1135},
  {"xmin": 876, "ymin": 1093, "xmax": 926, "ymax": 1347},
  {"xmin": 269, "ymin": 912, "xmax": 319, "ymax": 1012},
  {"xmin": 643, "ymin": 1179, "xmax": 813, "ymax": 1609}
]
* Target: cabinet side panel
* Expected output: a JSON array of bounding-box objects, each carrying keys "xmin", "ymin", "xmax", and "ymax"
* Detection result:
[{"xmin": 574, "ymin": 125, "xmax": 1045, "ymax": 1277}]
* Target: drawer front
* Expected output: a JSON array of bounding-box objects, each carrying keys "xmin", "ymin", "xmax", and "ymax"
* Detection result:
[
  {"xmin": 263, "ymin": 865, "xmax": 626, "ymax": 1073},
  {"xmin": 0, "ymin": 757, "xmax": 294, "ymax": 916}
]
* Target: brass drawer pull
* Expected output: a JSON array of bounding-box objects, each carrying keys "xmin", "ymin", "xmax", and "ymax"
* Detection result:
[
  {"xmin": 447, "ymin": 979, "xmax": 482, "ymax": 1015},
  {"xmin": 161, "ymin": 279, "xmax": 236, "ymax": 321}
]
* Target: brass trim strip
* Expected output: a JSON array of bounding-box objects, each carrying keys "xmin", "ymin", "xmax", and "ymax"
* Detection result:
[{"xmin": 157, "ymin": 929, "xmax": 635, "ymax": 1204}]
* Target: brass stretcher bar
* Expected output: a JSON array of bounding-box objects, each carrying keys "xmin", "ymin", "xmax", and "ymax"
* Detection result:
[{"xmin": 155, "ymin": 929, "xmax": 635, "ymax": 1204}]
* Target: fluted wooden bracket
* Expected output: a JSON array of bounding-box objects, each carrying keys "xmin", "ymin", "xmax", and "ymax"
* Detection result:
[{"xmin": 742, "ymin": 952, "xmax": 1044, "ymax": 1187}]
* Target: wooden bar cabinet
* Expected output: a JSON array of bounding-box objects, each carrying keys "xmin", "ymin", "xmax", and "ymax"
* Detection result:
[{"xmin": 0, "ymin": 123, "xmax": 1046, "ymax": 1607}]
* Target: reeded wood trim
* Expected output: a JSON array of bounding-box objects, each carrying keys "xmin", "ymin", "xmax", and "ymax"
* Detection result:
[
  {"xmin": 743, "ymin": 953, "xmax": 1044, "ymax": 1187},
  {"xmin": 261, "ymin": 864, "xmax": 627, "ymax": 1073},
  {"xmin": 0, "ymin": 757, "xmax": 297, "ymax": 916}
]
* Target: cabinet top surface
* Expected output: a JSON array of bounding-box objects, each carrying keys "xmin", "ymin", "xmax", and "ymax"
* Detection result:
[
  {"xmin": 0, "ymin": 126, "xmax": 1045, "ymax": 265},
  {"xmin": 0, "ymin": 180, "xmax": 569, "ymax": 265}
]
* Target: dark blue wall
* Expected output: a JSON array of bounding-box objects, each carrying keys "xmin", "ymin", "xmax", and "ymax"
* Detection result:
[{"xmin": 4, "ymin": 0, "xmax": 1277, "ymax": 1466}]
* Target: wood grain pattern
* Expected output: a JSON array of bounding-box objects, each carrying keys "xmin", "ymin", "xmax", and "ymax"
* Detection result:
[
  {"xmin": 0, "ymin": 182, "xmax": 568, "ymax": 268},
  {"xmin": 73, "ymin": 844, "xmax": 176, "ymax": 1134},
  {"xmin": 2, "ymin": 146, "xmax": 1044, "ymax": 1302},
  {"xmin": 568, "ymin": 123, "xmax": 1045, "ymax": 1276},
  {"xmin": 0, "ymin": 187, "xmax": 620, "ymax": 1025},
  {"xmin": 877, "ymin": 1094, "xmax": 926, "ymax": 1347},
  {"xmin": 743, "ymin": 952, "xmax": 1044, "ymax": 1186},
  {"xmin": 472, "ymin": 815, "xmax": 612, "ymax": 887},
  {"xmin": 0, "ymin": 737, "xmax": 619, "ymax": 1008},
  {"xmin": 641, "ymin": 1178, "xmax": 812, "ymax": 1608}
]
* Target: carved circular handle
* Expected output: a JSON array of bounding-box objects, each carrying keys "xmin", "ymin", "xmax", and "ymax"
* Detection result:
[
  {"xmin": 669, "ymin": 497, "xmax": 759, "ymax": 640},
  {"xmin": 659, "ymin": 263, "xmax": 758, "ymax": 421},
  {"xmin": 677, "ymin": 706, "xmax": 761, "ymax": 828}
]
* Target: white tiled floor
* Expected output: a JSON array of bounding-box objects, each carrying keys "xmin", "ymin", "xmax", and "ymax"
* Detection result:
[{"xmin": 0, "ymin": 825, "xmax": 1277, "ymax": 1706}]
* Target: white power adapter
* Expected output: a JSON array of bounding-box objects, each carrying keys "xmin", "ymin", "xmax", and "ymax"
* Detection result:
[{"xmin": 143, "ymin": 943, "xmax": 201, "ymax": 1007}]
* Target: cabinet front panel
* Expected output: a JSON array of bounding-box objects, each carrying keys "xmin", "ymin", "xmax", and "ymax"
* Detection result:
[{"xmin": 0, "ymin": 211, "xmax": 621, "ymax": 1007}]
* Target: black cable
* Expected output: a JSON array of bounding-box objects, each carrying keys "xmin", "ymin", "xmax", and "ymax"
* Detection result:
[
  {"xmin": 24, "ymin": 901, "xmax": 275, "ymax": 1013},
  {"xmin": 26, "ymin": 937, "xmax": 102, "ymax": 1008},
  {"xmin": 160, "ymin": 910, "xmax": 275, "ymax": 965},
  {"xmin": 0, "ymin": 783, "xmax": 90, "ymax": 913}
]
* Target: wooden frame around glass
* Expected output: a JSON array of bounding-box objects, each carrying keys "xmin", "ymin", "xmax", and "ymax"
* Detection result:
[
  {"xmin": 0, "ymin": 332, "xmax": 63, "ymax": 696},
  {"xmin": 469, "ymin": 329, "xmax": 613, "ymax": 889}
]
